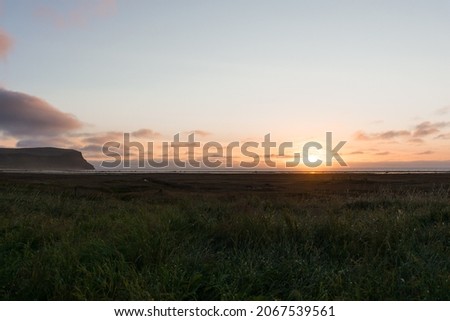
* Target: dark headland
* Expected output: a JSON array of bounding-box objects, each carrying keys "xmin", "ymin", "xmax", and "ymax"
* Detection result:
[{"xmin": 0, "ymin": 147, "xmax": 94, "ymax": 171}]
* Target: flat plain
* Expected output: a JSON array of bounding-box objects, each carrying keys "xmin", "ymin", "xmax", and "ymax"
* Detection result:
[{"xmin": 0, "ymin": 172, "xmax": 449, "ymax": 300}]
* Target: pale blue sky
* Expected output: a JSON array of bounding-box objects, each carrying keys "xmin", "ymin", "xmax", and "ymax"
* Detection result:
[{"xmin": 1, "ymin": 0, "xmax": 450, "ymax": 161}]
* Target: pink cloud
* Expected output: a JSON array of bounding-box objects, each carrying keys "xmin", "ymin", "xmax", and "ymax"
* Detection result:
[
  {"xmin": 35, "ymin": 0, "xmax": 116, "ymax": 28},
  {"xmin": 0, "ymin": 28, "xmax": 13, "ymax": 59}
]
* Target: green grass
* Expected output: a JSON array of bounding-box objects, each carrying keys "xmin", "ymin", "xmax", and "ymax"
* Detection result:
[{"xmin": 0, "ymin": 184, "xmax": 449, "ymax": 300}]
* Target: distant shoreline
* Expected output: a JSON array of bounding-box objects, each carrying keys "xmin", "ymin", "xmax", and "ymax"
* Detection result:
[{"xmin": 1, "ymin": 169, "xmax": 450, "ymax": 175}]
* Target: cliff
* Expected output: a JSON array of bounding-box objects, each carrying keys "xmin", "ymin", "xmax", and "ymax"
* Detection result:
[{"xmin": 0, "ymin": 147, "xmax": 95, "ymax": 170}]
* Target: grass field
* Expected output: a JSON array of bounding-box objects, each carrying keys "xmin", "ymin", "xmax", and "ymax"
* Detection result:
[{"xmin": 0, "ymin": 173, "xmax": 449, "ymax": 300}]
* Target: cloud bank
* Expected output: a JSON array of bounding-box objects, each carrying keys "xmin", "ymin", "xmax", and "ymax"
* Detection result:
[{"xmin": 0, "ymin": 88, "xmax": 82, "ymax": 137}]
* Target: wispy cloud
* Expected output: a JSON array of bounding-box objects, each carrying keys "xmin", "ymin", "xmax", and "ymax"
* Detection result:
[
  {"xmin": 378, "ymin": 130, "xmax": 410, "ymax": 140},
  {"xmin": 11, "ymin": 127, "xmax": 163, "ymax": 158},
  {"xmin": 355, "ymin": 121, "xmax": 450, "ymax": 141},
  {"xmin": 354, "ymin": 130, "xmax": 410, "ymax": 141},
  {"xmin": 435, "ymin": 106, "xmax": 450, "ymax": 115},
  {"xmin": 413, "ymin": 121, "xmax": 450, "ymax": 137},
  {"xmin": 0, "ymin": 28, "xmax": 12, "ymax": 59},
  {"xmin": 434, "ymin": 133, "xmax": 450, "ymax": 140},
  {"xmin": 16, "ymin": 137, "xmax": 74, "ymax": 148},
  {"xmin": 353, "ymin": 131, "xmax": 370, "ymax": 140},
  {"xmin": 417, "ymin": 150, "xmax": 434, "ymax": 155},
  {"xmin": 35, "ymin": 0, "xmax": 116, "ymax": 28},
  {"xmin": 408, "ymin": 138, "xmax": 424, "ymax": 144},
  {"xmin": 375, "ymin": 152, "xmax": 390, "ymax": 156},
  {"xmin": 131, "ymin": 128, "xmax": 161, "ymax": 139},
  {"xmin": 183, "ymin": 130, "xmax": 212, "ymax": 138},
  {"xmin": 71, "ymin": 129, "xmax": 162, "ymax": 145},
  {"xmin": 194, "ymin": 130, "xmax": 212, "ymax": 137},
  {"xmin": 78, "ymin": 131, "xmax": 123, "ymax": 145},
  {"xmin": 0, "ymin": 88, "xmax": 82, "ymax": 137}
]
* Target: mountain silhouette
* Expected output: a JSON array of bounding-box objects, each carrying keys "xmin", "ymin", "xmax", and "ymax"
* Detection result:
[{"xmin": 0, "ymin": 147, "xmax": 94, "ymax": 170}]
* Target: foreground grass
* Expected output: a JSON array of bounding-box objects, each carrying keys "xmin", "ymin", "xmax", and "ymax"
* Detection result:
[{"xmin": 0, "ymin": 184, "xmax": 449, "ymax": 300}]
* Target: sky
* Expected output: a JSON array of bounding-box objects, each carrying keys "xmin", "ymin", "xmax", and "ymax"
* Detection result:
[{"xmin": 0, "ymin": 0, "xmax": 450, "ymax": 170}]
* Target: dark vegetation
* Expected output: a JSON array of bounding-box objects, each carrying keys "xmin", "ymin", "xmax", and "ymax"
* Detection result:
[{"xmin": 0, "ymin": 173, "xmax": 449, "ymax": 300}]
